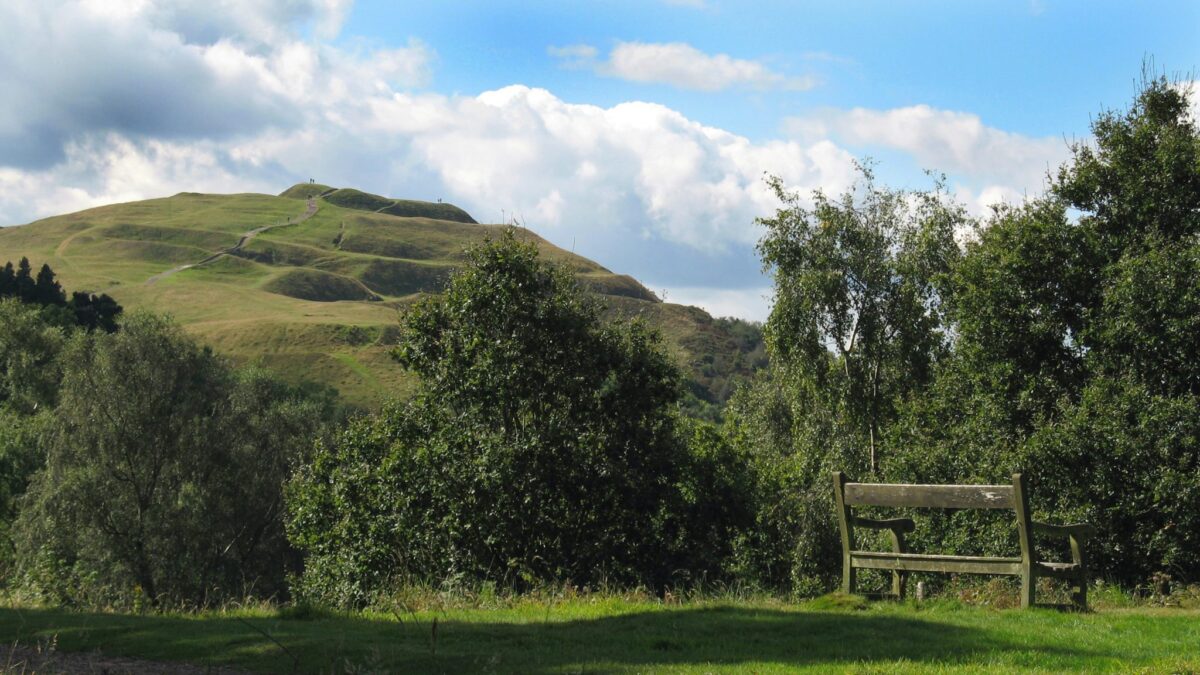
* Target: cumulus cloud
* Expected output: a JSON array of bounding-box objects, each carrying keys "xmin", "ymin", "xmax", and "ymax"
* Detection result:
[
  {"xmin": 787, "ymin": 104, "xmax": 1069, "ymax": 209},
  {"xmin": 342, "ymin": 85, "xmax": 857, "ymax": 251},
  {"xmin": 0, "ymin": 50, "xmax": 848, "ymax": 316},
  {"xmin": 0, "ymin": 0, "xmax": 429, "ymax": 169},
  {"xmin": 0, "ymin": 0, "xmax": 856, "ymax": 265},
  {"xmin": 0, "ymin": 0, "xmax": 1065, "ymax": 320},
  {"xmin": 0, "ymin": 133, "xmax": 282, "ymax": 225},
  {"xmin": 552, "ymin": 41, "xmax": 817, "ymax": 92}
]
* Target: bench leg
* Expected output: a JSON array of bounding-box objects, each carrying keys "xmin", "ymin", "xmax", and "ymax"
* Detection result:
[
  {"xmin": 1072, "ymin": 578, "xmax": 1087, "ymax": 610},
  {"xmin": 842, "ymin": 559, "xmax": 857, "ymax": 595},
  {"xmin": 1020, "ymin": 567, "xmax": 1036, "ymax": 609},
  {"xmin": 888, "ymin": 529, "xmax": 908, "ymax": 599},
  {"xmin": 1069, "ymin": 533, "xmax": 1089, "ymax": 610},
  {"xmin": 892, "ymin": 571, "xmax": 908, "ymax": 599}
]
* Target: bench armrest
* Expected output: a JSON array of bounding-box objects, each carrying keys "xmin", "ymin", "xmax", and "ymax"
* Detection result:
[
  {"xmin": 1032, "ymin": 521, "xmax": 1096, "ymax": 540},
  {"xmin": 852, "ymin": 516, "xmax": 916, "ymax": 534}
]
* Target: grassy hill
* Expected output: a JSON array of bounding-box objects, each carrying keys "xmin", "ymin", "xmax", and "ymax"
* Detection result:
[{"xmin": 0, "ymin": 185, "xmax": 762, "ymax": 412}]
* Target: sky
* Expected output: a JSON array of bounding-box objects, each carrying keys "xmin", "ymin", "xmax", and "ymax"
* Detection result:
[{"xmin": 1, "ymin": 1, "xmax": 1197, "ymax": 321}]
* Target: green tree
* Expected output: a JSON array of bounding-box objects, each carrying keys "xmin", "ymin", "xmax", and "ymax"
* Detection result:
[
  {"xmin": 756, "ymin": 166, "xmax": 964, "ymax": 475},
  {"xmin": 1055, "ymin": 77, "xmax": 1200, "ymax": 396},
  {"xmin": 0, "ymin": 260, "xmax": 122, "ymax": 332},
  {"xmin": 0, "ymin": 300, "xmax": 67, "ymax": 572},
  {"xmin": 0, "ymin": 262, "xmax": 14, "ymax": 297},
  {"xmin": 15, "ymin": 313, "xmax": 328, "ymax": 607},
  {"xmin": 725, "ymin": 168, "xmax": 964, "ymax": 593},
  {"xmin": 68, "ymin": 291, "xmax": 123, "ymax": 333},
  {"xmin": 33, "ymin": 264, "xmax": 65, "ymax": 307},
  {"xmin": 13, "ymin": 258, "xmax": 34, "ymax": 302},
  {"xmin": 288, "ymin": 232, "xmax": 747, "ymax": 606},
  {"xmin": 0, "ymin": 299, "xmax": 67, "ymax": 415},
  {"xmin": 888, "ymin": 75, "xmax": 1200, "ymax": 585}
]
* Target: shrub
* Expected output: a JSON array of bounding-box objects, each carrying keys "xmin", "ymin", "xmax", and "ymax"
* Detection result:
[
  {"xmin": 287, "ymin": 232, "xmax": 751, "ymax": 606},
  {"xmin": 13, "ymin": 313, "xmax": 329, "ymax": 608}
]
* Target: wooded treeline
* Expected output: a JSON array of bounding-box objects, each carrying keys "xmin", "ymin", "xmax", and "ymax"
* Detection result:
[
  {"xmin": 0, "ymin": 75, "xmax": 1195, "ymax": 609},
  {"xmin": 1, "ymin": 257, "xmax": 122, "ymax": 332}
]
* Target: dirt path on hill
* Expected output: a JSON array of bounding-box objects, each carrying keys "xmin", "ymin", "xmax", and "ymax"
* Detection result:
[
  {"xmin": 145, "ymin": 197, "xmax": 317, "ymax": 285},
  {"xmin": 54, "ymin": 224, "xmax": 100, "ymax": 258}
]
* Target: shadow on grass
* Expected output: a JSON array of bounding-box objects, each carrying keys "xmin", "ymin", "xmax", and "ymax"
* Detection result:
[{"xmin": 0, "ymin": 605, "xmax": 1107, "ymax": 673}]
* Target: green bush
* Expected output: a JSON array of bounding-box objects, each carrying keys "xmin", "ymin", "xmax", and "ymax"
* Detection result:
[
  {"xmin": 1024, "ymin": 378, "xmax": 1200, "ymax": 583},
  {"xmin": 13, "ymin": 314, "xmax": 330, "ymax": 608},
  {"xmin": 287, "ymin": 232, "xmax": 752, "ymax": 607}
]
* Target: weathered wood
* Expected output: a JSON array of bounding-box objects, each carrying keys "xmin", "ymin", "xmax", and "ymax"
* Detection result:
[
  {"xmin": 1012, "ymin": 473, "xmax": 1036, "ymax": 609},
  {"xmin": 832, "ymin": 471, "xmax": 1094, "ymax": 610},
  {"xmin": 1031, "ymin": 518, "xmax": 1092, "ymax": 608},
  {"xmin": 843, "ymin": 482, "xmax": 1014, "ymax": 509},
  {"xmin": 850, "ymin": 551, "xmax": 1023, "ymax": 575},
  {"xmin": 886, "ymin": 528, "xmax": 909, "ymax": 598},
  {"xmin": 851, "ymin": 516, "xmax": 916, "ymax": 533},
  {"xmin": 832, "ymin": 472, "xmax": 857, "ymax": 595}
]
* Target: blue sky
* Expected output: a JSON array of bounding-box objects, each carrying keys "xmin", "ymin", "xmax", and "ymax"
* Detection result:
[
  {"xmin": 1, "ymin": 0, "xmax": 1196, "ymax": 319},
  {"xmin": 343, "ymin": 0, "xmax": 1196, "ymax": 139}
]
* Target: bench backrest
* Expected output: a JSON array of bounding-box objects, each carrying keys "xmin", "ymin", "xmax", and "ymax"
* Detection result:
[
  {"xmin": 833, "ymin": 471, "xmax": 1035, "ymax": 563},
  {"xmin": 842, "ymin": 482, "xmax": 1014, "ymax": 509}
]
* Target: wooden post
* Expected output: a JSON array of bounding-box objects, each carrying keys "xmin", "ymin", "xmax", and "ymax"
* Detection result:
[
  {"xmin": 887, "ymin": 527, "xmax": 908, "ymax": 599},
  {"xmin": 1012, "ymin": 473, "xmax": 1036, "ymax": 609},
  {"xmin": 833, "ymin": 472, "xmax": 857, "ymax": 594},
  {"xmin": 1069, "ymin": 532, "xmax": 1088, "ymax": 609}
]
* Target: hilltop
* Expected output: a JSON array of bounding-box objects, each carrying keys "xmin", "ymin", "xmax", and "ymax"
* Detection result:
[{"xmin": 0, "ymin": 184, "xmax": 763, "ymax": 413}]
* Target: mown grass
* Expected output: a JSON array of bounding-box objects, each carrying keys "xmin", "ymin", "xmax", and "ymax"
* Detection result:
[{"xmin": 1, "ymin": 596, "xmax": 1196, "ymax": 673}]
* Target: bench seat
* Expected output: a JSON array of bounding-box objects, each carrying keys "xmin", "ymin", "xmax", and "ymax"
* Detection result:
[{"xmin": 850, "ymin": 551, "xmax": 1023, "ymax": 575}]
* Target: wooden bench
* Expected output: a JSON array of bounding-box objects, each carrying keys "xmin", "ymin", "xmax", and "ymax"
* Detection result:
[{"xmin": 832, "ymin": 472, "xmax": 1095, "ymax": 609}]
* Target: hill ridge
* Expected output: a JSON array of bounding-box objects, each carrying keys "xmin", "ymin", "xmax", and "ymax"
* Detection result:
[{"xmin": 0, "ymin": 186, "xmax": 761, "ymax": 415}]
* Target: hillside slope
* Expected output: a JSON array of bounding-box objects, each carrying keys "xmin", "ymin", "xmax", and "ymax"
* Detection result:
[{"xmin": 0, "ymin": 185, "xmax": 761, "ymax": 412}]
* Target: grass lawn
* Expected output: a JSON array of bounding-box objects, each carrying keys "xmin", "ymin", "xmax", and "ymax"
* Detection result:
[{"xmin": 1, "ymin": 596, "xmax": 1196, "ymax": 673}]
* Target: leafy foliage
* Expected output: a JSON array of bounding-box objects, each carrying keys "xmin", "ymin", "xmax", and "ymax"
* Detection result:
[
  {"xmin": 885, "ymin": 75, "xmax": 1200, "ymax": 585},
  {"xmin": 13, "ymin": 314, "xmax": 330, "ymax": 607},
  {"xmin": 732, "ymin": 75, "xmax": 1200, "ymax": 591},
  {"xmin": 757, "ymin": 167, "xmax": 963, "ymax": 474},
  {"xmin": 729, "ymin": 169, "xmax": 964, "ymax": 592},
  {"xmin": 287, "ymin": 232, "xmax": 751, "ymax": 606}
]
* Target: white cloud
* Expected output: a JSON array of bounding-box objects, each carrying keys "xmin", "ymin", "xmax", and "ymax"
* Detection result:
[
  {"xmin": 787, "ymin": 104, "xmax": 1069, "ymax": 210},
  {"xmin": 0, "ymin": 0, "xmax": 1064, "ymax": 302},
  {"xmin": 355, "ymin": 85, "xmax": 856, "ymax": 251},
  {"xmin": 0, "ymin": 0, "xmax": 858, "ymax": 262},
  {"xmin": 141, "ymin": 0, "xmax": 352, "ymax": 46},
  {"xmin": 0, "ymin": 0, "xmax": 431, "ymax": 169},
  {"xmin": 552, "ymin": 41, "xmax": 817, "ymax": 92},
  {"xmin": 0, "ymin": 133, "xmax": 278, "ymax": 225}
]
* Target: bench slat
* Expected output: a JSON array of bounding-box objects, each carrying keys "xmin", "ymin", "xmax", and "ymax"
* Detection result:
[
  {"xmin": 844, "ymin": 482, "xmax": 1015, "ymax": 509},
  {"xmin": 851, "ymin": 551, "xmax": 1022, "ymax": 575}
]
